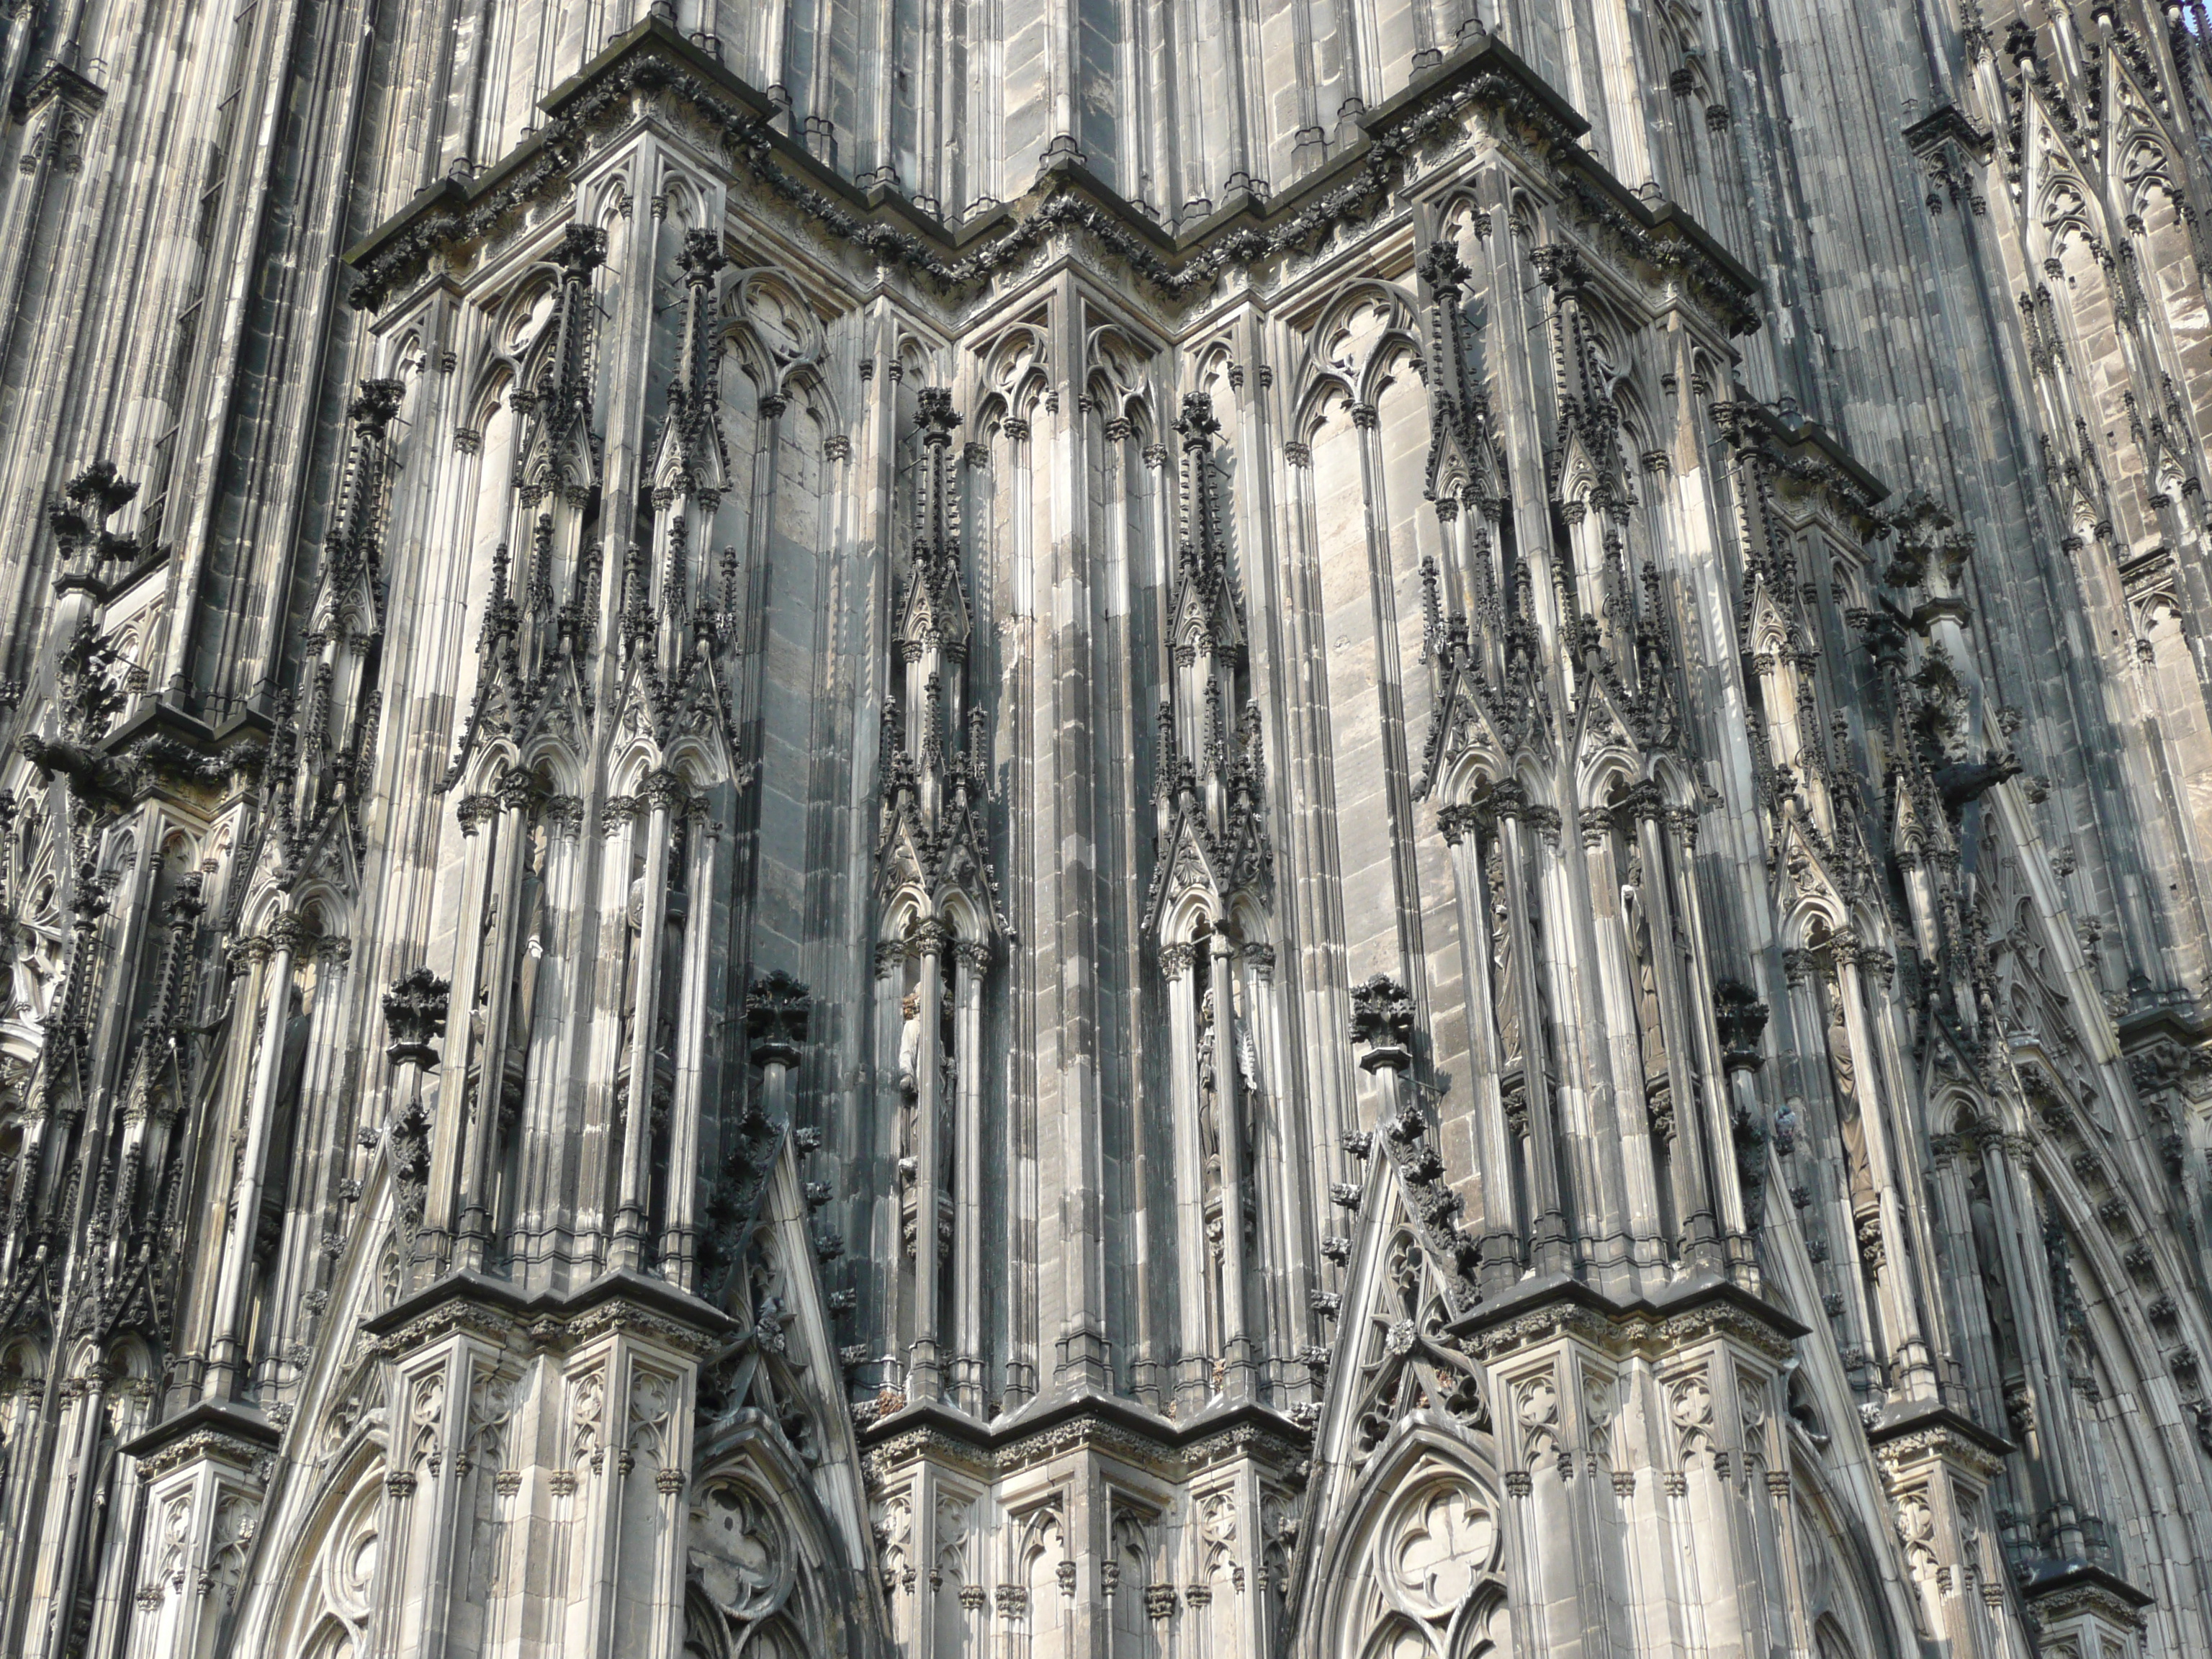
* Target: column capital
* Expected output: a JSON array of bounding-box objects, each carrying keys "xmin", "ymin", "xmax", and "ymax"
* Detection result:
[
  {"xmin": 496, "ymin": 767, "xmax": 541, "ymax": 812},
  {"xmin": 639, "ymin": 768, "xmax": 690, "ymax": 814},
  {"xmin": 1436, "ymin": 801, "xmax": 1483, "ymax": 844}
]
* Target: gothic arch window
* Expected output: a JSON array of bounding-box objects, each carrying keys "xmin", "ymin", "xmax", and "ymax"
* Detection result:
[
  {"xmin": 686, "ymin": 1477, "xmax": 805, "ymax": 1647},
  {"xmin": 2032, "ymin": 1187, "xmax": 2206, "ymax": 1585},
  {"xmin": 0, "ymin": 1337, "xmax": 42, "ymax": 1538},
  {"xmin": 1319, "ymin": 1450, "xmax": 1510, "ymax": 1659},
  {"xmin": 2118, "ymin": 140, "xmax": 2206, "ymax": 395},
  {"xmin": 258, "ymin": 1452, "xmax": 386, "ymax": 1658}
]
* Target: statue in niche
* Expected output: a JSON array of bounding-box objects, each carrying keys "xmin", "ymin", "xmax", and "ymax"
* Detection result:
[
  {"xmin": 1825, "ymin": 976, "xmax": 1875, "ymax": 1210},
  {"xmin": 937, "ymin": 974, "xmax": 956, "ymax": 1100},
  {"xmin": 500, "ymin": 823, "xmax": 548, "ymax": 1128},
  {"xmin": 897, "ymin": 988, "xmax": 922, "ymax": 1100},
  {"xmin": 650, "ymin": 1005, "xmax": 678, "ymax": 1133},
  {"xmin": 1198, "ymin": 986, "xmax": 1223, "ymax": 1172},
  {"xmin": 1485, "ymin": 841, "xmax": 1520, "ymax": 1065},
  {"xmin": 1966, "ymin": 1166, "xmax": 2017, "ymax": 1339},
  {"xmin": 1621, "ymin": 845, "xmax": 1667, "ymax": 1083},
  {"xmin": 467, "ymin": 896, "xmax": 498, "ymax": 1060},
  {"xmin": 271, "ymin": 979, "xmax": 313, "ymax": 1141},
  {"xmin": 1235, "ymin": 993, "xmax": 1263, "ymax": 1097},
  {"xmin": 613, "ymin": 868, "xmax": 647, "ymax": 1105}
]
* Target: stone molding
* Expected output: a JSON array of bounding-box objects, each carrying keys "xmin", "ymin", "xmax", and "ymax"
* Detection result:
[{"xmin": 344, "ymin": 18, "xmax": 1755, "ymax": 338}]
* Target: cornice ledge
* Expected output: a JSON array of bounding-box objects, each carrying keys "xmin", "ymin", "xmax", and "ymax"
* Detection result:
[
  {"xmin": 1448, "ymin": 1269, "xmax": 1809, "ymax": 1361},
  {"xmin": 342, "ymin": 17, "xmax": 774, "ymax": 312},
  {"xmin": 1902, "ymin": 102, "xmax": 1995, "ymax": 163},
  {"xmin": 343, "ymin": 18, "xmax": 1751, "ymax": 331},
  {"xmin": 1862, "ymin": 1397, "xmax": 2013, "ymax": 1475},
  {"xmin": 2114, "ymin": 988, "xmax": 2212, "ymax": 1053},
  {"xmin": 100, "ymin": 696, "xmax": 271, "ymax": 765},
  {"xmin": 359, "ymin": 1266, "xmax": 734, "ymax": 1357},
  {"xmin": 1710, "ymin": 395, "xmax": 1892, "ymax": 523},
  {"xmin": 2018, "ymin": 1557, "xmax": 2156, "ymax": 1619},
  {"xmin": 119, "ymin": 1398, "xmax": 282, "ymax": 1475},
  {"xmin": 20, "ymin": 58, "xmax": 107, "ymax": 117},
  {"xmin": 1551, "ymin": 170, "xmax": 1760, "ymax": 337},
  {"xmin": 857, "ymin": 1389, "xmax": 1309, "ymax": 1483}
]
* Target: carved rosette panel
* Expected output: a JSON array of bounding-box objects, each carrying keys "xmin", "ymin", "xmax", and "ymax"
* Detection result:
[
  {"xmin": 1666, "ymin": 1370, "xmax": 1715, "ymax": 1474},
  {"xmin": 1513, "ymin": 1373, "xmax": 1560, "ymax": 1475},
  {"xmin": 874, "ymin": 1487, "xmax": 916, "ymax": 1595},
  {"xmin": 567, "ymin": 1365, "xmax": 607, "ymax": 1488},
  {"xmin": 405, "ymin": 1369, "xmax": 446, "ymax": 1479},
  {"xmin": 625, "ymin": 1365, "xmax": 679, "ymax": 1480}
]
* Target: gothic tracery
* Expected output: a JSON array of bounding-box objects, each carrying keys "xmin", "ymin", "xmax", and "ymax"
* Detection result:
[{"xmin": 4, "ymin": 1, "xmax": 2212, "ymax": 1657}]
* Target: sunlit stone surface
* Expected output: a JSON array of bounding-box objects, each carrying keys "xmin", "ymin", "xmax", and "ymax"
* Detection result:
[{"xmin": 4, "ymin": 1, "xmax": 2212, "ymax": 1654}]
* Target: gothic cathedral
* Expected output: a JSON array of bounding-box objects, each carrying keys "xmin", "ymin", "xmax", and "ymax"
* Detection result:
[{"xmin": 4, "ymin": 0, "xmax": 2212, "ymax": 1655}]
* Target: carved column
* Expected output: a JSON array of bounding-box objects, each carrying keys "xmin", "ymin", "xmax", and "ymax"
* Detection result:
[
  {"xmin": 659, "ymin": 809, "xmax": 716, "ymax": 1287},
  {"xmin": 909, "ymin": 917, "xmax": 950, "ymax": 1402},
  {"xmin": 25, "ymin": 1360, "xmax": 111, "ymax": 1659},
  {"xmin": 1632, "ymin": 797, "xmax": 1718, "ymax": 1266},
  {"xmin": 612, "ymin": 769, "xmax": 684, "ymax": 1270},
  {"xmin": 511, "ymin": 799, "xmax": 583, "ymax": 1272},
  {"xmin": 1578, "ymin": 803, "xmax": 1664, "ymax": 1281},
  {"xmin": 877, "ymin": 937, "xmax": 914, "ymax": 1367},
  {"xmin": 1979, "ymin": 1128, "xmax": 2095, "ymax": 1557},
  {"xmin": 203, "ymin": 912, "xmax": 303, "ymax": 1400},
  {"xmin": 1494, "ymin": 791, "xmax": 1570, "ymax": 1274},
  {"xmin": 1440, "ymin": 801, "xmax": 1521, "ymax": 1290},
  {"xmin": 456, "ymin": 767, "xmax": 538, "ymax": 1272},
  {"xmin": 953, "ymin": 938, "xmax": 989, "ymax": 1412},
  {"xmin": 1244, "ymin": 939, "xmax": 1313, "ymax": 1392},
  {"xmin": 1835, "ymin": 945, "xmax": 1936, "ymax": 1400},
  {"xmin": 1163, "ymin": 938, "xmax": 1210, "ymax": 1411},
  {"xmin": 1210, "ymin": 929, "xmax": 1254, "ymax": 1395},
  {"xmin": 426, "ymin": 791, "xmax": 503, "ymax": 1275}
]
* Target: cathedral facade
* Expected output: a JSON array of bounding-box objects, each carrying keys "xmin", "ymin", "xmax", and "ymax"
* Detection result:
[{"xmin": 4, "ymin": 0, "xmax": 2212, "ymax": 1653}]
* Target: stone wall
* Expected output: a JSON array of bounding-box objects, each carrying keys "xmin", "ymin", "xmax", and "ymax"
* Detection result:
[{"xmin": 2, "ymin": 2, "xmax": 2212, "ymax": 1657}]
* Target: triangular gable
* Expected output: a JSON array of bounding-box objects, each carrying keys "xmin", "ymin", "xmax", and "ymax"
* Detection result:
[
  {"xmin": 1285, "ymin": 1132, "xmax": 1494, "ymax": 1645},
  {"xmin": 1144, "ymin": 810, "xmax": 1228, "ymax": 934}
]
